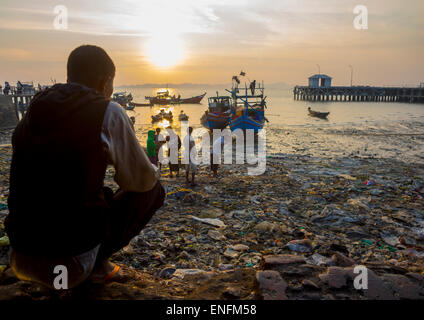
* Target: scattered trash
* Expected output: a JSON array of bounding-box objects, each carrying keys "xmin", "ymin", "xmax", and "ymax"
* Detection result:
[
  {"xmin": 172, "ymin": 269, "xmax": 205, "ymax": 279},
  {"xmin": 0, "ymin": 236, "xmax": 9, "ymax": 247},
  {"xmin": 190, "ymin": 216, "xmax": 226, "ymax": 228},
  {"xmin": 364, "ymin": 180, "xmax": 376, "ymax": 186},
  {"xmin": 286, "ymin": 239, "xmax": 312, "ymax": 253}
]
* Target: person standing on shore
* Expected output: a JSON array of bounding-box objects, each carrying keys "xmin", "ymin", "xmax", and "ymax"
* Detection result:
[
  {"xmin": 167, "ymin": 127, "xmax": 181, "ymax": 178},
  {"xmin": 154, "ymin": 127, "xmax": 164, "ymax": 172},
  {"xmin": 5, "ymin": 45, "xmax": 165, "ymax": 289},
  {"xmin": 211, "ymin": 136, "xmax": 224, "ymax": 178},
  {"xmin": 147, "ymin": 130, "xmax": 158, "ymax": 166},
  {"xmin": 184, "ymin": 127, "xmax": 197, "ymax": 186}
]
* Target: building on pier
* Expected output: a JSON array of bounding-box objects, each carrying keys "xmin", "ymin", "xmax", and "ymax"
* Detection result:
[
  {"xmin": 294, "ymin": 75, "xmax": 424, "ymax": 103},
  {"xmin": 308, "ymin": 74, "xmax": 332, "ymax": 88}
]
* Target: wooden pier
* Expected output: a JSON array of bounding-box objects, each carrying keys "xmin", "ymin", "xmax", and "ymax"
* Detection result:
[
  {"xmin": 10, "ymin": 93, "xmax": 35, "ymax": 119},
  {"xmin": 293, "ymin": 85, "xmax": 424, "ymax": 103}
]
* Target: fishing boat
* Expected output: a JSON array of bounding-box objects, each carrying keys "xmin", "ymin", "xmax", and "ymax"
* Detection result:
[
  {"xmin": 200, "ymin": 93, "xmax": 232, "ymax": 130},
  {"xmin": 146, "ymin": 89, "xmax": 173, "ymax": 105},
  {"xmin": 112, "ymin": 92, "xmax": 133, "ymax": 109},
  {"xmin": 227, "ymin": 77, "xmax": 267, "ymax": 132},
  {"xmin": 152, "ymin": 109, "xmax": 173, "ymax": 123},
  {"xmin": 146, "ymin": 89, "xmax": 206, "ymax": 105},
  {"xmin": 308, "ymin": 107, "xmax": 330, "ymax": 119}
]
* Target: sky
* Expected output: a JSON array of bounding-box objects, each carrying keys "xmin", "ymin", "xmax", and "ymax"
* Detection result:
[{"xmin": 0, "ymin": 0, "xmax": 423, "ymax": 87}]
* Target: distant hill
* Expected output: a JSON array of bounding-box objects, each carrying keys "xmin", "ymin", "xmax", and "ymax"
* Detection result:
[{"xmin": 116, "ymin": 82, "xmax": 292, "ymax": 89}]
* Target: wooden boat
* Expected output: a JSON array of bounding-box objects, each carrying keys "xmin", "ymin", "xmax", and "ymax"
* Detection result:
[
  {"xmin": 227, "ymin": 79, "xmax": 267, "ymax": 132},
  {"xmin": 178, "ymin": 93, "xmax": 206, "ymax": 104},
  {"xmin": 308, "ymin": 107, "xmax": 330, "ymax": 119},
  {"xmin": 152, "ymin": 110, "xmax": 173, "ymax": 123},
  {"xmin": 112, "ymin": 92, "xmax": 133, "ymax": 109},
  {"xmin": 146, "ymin": 89, "xmax": 172, "ymax": 105},
  {"xmin": 201, "ymin": 93, "xmax": 232, "ymax": 130},
  {"xmin": 146, "ymin": 90, "xmax": 206, "ymax": 105}
]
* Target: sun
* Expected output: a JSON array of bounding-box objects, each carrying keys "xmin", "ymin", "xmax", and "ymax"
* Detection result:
[{"xmin": 146, "ymin": 36, "xmax": 184, "ymax": 68}]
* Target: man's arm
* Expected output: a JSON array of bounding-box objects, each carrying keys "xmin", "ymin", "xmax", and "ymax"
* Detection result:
[{"xmin": 101, "ymin": 101, "xmax": 159, "ymax": 192}]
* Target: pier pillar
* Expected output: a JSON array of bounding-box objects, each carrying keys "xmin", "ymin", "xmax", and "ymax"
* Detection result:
[{"xmin": 0, "ymin": 95, "xmax": 18, "ymax": 128}]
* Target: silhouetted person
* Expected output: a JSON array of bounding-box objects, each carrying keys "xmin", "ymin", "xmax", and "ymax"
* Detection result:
[{"xmin": 6, "ymin": 45, "xmax": 165, "ymax": 289}]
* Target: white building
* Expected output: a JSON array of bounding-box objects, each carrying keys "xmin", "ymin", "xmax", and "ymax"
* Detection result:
[{"xmin": 308, "ymin": 74, "xmax": 332, "ymax": 88}]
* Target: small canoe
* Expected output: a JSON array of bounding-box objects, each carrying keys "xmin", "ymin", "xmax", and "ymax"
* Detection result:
[
  {"xmin": 152, "ymin": 113, "xmax": 173, "ymax": 123},
  {"xmin": 308, "ymin": 107, "xmax": 329, "ymax": 119}
]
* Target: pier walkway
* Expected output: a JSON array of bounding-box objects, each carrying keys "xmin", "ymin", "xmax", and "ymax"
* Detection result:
[{"xmin": 294, "ymin": 85, "xmax": 424, "ymax": 103}]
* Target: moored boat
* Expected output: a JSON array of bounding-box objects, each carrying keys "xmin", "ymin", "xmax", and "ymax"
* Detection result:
[
  {"xmin": 152, "ymin": 109, "xmax": 173, "ymax": 123},
  {"xmin": 201, "ymin": 93, "xmax": 232, "ymax": 130},
  {"xmin": 112, "ymin": 92, "xmax": 133, "ymax": 109},
  {"xmin": 227, "ymin": 75, "xmax": 267, "ymax": 132},
  {"xmin": 146, "ymin": 89, "xmax": 173, "ymax": 105},
  {"xmin": 178, "ymin": 93, "xmax": 206, "ymax": 104},
  {"xmin": 146, "ymin": 90, "xmax": 206, "ymax": 105},
  {"xmin": 308, "ymin": 107, "xmax": 330, "ymax": 119}
]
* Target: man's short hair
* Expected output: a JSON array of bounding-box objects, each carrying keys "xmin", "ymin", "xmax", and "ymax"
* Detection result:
[{"xmin": 67, "ymin": 45, "xmax": 115, "ymax": 88}]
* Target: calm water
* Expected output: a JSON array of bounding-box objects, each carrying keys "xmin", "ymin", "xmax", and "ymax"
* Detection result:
[{"xmin": 118, "ymin": 86, "xmax": 424, "ymax": 164}]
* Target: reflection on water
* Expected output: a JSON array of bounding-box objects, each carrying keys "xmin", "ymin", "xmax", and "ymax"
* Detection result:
[{"xmin": 121, "ymin": 86, "xmax": 424, "ymax": 164}]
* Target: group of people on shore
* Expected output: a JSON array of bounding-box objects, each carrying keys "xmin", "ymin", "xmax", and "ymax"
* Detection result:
[{"xmin": 146, "ymin": 127, "xmax": 222, "ymax": 186}]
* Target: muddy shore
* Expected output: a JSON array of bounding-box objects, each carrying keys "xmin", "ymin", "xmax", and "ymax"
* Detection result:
[{"xmin": 0, "ymin": 130, "xmax": 423, "ymax": 300}]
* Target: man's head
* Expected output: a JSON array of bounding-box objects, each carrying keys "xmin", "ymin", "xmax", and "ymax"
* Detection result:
[
  {"xmin": 156, "ymin": 128, "xmax": 161, "ymax": 134},
  {"xmin": 67, "ymin": 45, "xmax": 115, "ymax": 98}
]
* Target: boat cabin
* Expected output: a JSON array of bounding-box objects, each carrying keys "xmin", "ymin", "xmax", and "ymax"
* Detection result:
[{"xmin": 208, "ymin": 95, "xmax": 232, "ymax": 113}]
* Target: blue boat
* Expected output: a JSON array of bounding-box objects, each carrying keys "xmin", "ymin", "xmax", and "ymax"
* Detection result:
[
  {"xmin": 226, "ymin": 78, "xmax": 267, "ymax": 132},
  {"xmin": 200, "ymin": 93, "xmax": 232, "ymax": 130}
]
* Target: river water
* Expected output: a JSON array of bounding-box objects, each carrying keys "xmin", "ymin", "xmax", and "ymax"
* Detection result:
[{"xmin": 119, "ymin": 85, "xmax": 424, "ymax": 164}]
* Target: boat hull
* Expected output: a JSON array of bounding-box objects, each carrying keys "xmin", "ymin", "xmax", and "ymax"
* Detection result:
[
  {"xmin": 201, "ymin": 112, "xmax": 229, "ymax": 130},
  {"xmin": 229, "ymin": 114, "xmax": 264, "ymax": 132},
  {"xmin": 146, "ymin": 98, "xmax": 172, "ymax": 105},
  {"xmin": 146, "ymin": 93, "xmax": 206, "ymax": 105},
  {"xmin": 179, "ymin": 93, "xmax": 206, "ymax": 104},
  {"xmin": 308, "ymin": 110, "xmax": 330, "ymax": 119}
]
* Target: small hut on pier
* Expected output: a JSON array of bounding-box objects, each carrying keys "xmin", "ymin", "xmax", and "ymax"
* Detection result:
[{"xmin": 308, "ymin": 74, "xmax": 332, "ymax": 88}]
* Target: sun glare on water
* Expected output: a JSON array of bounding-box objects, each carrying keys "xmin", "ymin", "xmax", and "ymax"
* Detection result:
[{"xmin": 146, "ymin": 36, "xmax": 184, "ymax": 68}]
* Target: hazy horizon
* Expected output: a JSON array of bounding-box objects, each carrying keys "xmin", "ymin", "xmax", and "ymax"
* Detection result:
[{"xmin": 0, "ymin": 0, "xmax": 423, "ymax": 87}]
